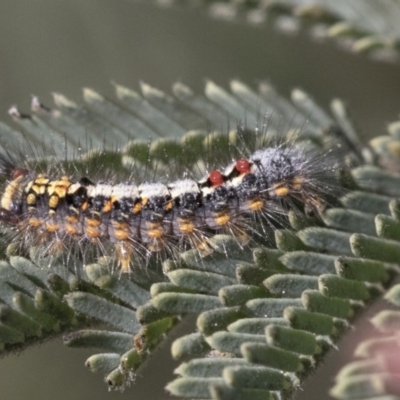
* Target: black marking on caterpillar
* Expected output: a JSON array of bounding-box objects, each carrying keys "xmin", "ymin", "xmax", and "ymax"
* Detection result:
[{"xmin": 0, "ymin": 126, "xmax": 346, "ymax": 273}]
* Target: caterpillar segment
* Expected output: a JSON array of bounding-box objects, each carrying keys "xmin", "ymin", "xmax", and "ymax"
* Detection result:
[
  {"xmin": 138, "ymin": 182, "xmax": 173, "ymax": 255},
  {"xmin": 200, "ymin": 166, "xmax": 250, "ymax": 247},
  {"xmin": 168, "ymin": 179, "xmax": 210, "ymax": 255},
  {"xmin": 250, "ymin": 147, "xmax": 332, "ymax": 215},
  {"xmin": 0, "ymin": 168, "xmax": 31, "ymax": 225},
  {"xmin": 108, "ymin": 184, "xmax": 142, "ymax": 273}
]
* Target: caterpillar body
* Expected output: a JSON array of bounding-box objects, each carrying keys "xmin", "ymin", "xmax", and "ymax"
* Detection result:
[{"xmin": 0, "ymin": 131, "xmax": 343, "ymax": 273}]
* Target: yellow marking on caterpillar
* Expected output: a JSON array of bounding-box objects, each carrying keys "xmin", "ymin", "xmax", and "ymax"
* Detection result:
[
  {"xmin": 273, "ymin": 183, "xmax": 290, "ymax": 197},
  {"xmin": 115, "ymin": 230, "xmax": 130, "ymax": 241},
  {"xmin": 65, "ymin": 210, "xmax": 80, "ymax": 235},
  {"xmin": 103, "ymin": 200, "xmax": 112, "ymax": 213},
  {"xmin": 1, "ymin": 175, "xmax": 25, "ymax": 210},
  {"xmin": 113, "ymin": 221, "xmax": 130, "ymax": 241},
  {"xmin": 35, "ymin": 174, "xmax": 49, "ymax": 184},
  {"xmin": 48, "ymin": 176, "xmax": 71, "ymax": 199},
  {"xmin": 177, "ymin": 220, "xmax": 195, "ymax": 234},
  {"xmin": 67, "ymin": 182, "xmax": 82, "ymax": 195},
  {"xmin": 24, "ymin": 181, "xmax": 33, "ymax": 194},
  {"xmin": 85, "ymin": 226, "xmax": 100, "ymax": 239},
  {"xmin": 45, "ymin": 222, "xmax": 60, "ymax": 232},
  {"xmin": 148, "ymin": 229, "xmax": 164, "ymax": 239},
  {"xmin": 49, "ymin": 195, "xmax": 59, "ymax": 209},
  {"xmin": 86, "ymin": 217, "xmax": 101, "ymax": 227},
  {"xmin": 291, "ymin": 176, "xmax": 305, "ymax": 191},
  {"xmin": 32, "ymin": 174, "xmax": 50, "ymax": 195},
  {"xmin": 147, "ymin": 222, "xmax": 164, "ymax": 239},
  {"xmin": 248, "ymin": 199, "xmax": 264, "ymax": 212},
  {"xmin": 26, "ymin": 193, "xmax": 36, "ymax": 206},
  {"xmin": 164, "ymin": 201, "xmax": 173, "ymax": 211},
  {"xmin": 111, "ymin": 196, "xmax": 120, "ymax": 204},
  {"xmin": 66, "ymin": 224, "xmax": 79, "ymax": 235},
  {"xmin": 214, "ymin": 213, "xmax": 230, "ymax": 226},
  {"xmin": 113, "ymin": 221, "xmax": 129, "ymax": 229},
  {"xmin": 141, "ymin": 198, "xmax": 148, "ymax": 207},
  {"xmin": 28, "ymin": 218, "xmax": 42, "ymax": 227},
  {"xmin": 66, "ymin": 215, "xmax": 79, "ymax": 224},
  {"xmin": 133, "ymin": 203, "xmax": 142, "ymax": 214}
]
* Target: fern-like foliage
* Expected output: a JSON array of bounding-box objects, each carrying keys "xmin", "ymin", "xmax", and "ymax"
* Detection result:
[
  {"xmin": 331, "ymin": 279, "xmax": 400, "ymax": 399},
  {"xmin": 1, "ymin": 80, "xmax": 400, "ymax": 399},
  {"xmin": 329, "ymin": 123, "xmax": 400, "ymax": 400},
  {"xmin": 141, "ymin": 0, "xmax": 400, "ymax": 62}
]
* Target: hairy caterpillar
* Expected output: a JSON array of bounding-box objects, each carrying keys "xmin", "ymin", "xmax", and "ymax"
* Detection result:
[{"xmin": 0, "ymin": 126, "xmax": 344, "ymax": 273}]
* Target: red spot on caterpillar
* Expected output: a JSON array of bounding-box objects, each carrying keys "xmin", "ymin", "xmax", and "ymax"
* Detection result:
[
  {"xmin": 209, "ymin": 170, "xmax": 224, "ymax": 187},
  {"xmin": 235, "ymin": 158, "xmax": 251, "ymax": 174}
]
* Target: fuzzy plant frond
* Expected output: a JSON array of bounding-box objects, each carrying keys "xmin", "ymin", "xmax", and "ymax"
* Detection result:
[
  {"xmin": 330, "ymin": 211, "xmax": 400, "ymax": 399},
  {"xmin": 0, "ymin": 80, "xmax": 400, "ymax": 399},
  {"xmin": 140, "ymin": 0, "xmax": 400, "ymax": 62},
  {"xmin": 331, "ymin": 281, "xmax": 400, "ymax": 400}
]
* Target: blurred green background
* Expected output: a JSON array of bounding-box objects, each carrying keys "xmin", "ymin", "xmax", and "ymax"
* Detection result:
[{"xmin": 0, "ymin": 1, "xmax": 400, "ymax": 399}]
